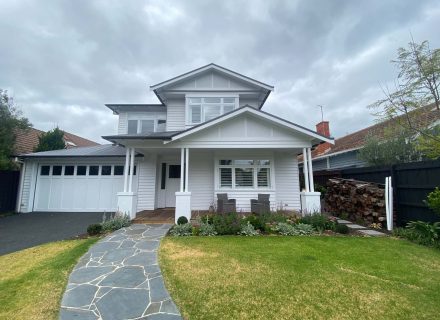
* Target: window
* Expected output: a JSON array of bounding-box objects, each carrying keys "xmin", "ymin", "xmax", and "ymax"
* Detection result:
[
  {"xmin": 114, "ymin": 165, "xmax": 124, "ymax": 175},
  {"xmin": 89, "ymin": 166, "xmax": 99, "ymax": 176},
  {"xmin": 188, "ymin": 97, "xmax": 237, "ymax": 124},
  {"xmin": 127, "ymin": 120, "xmax": 138, "ymax": 134},
  {"xmin": 64, "ymin": 166, "xmax": 74, "ymax": 176},
  {"xmin": 40, "ymin": 166, "xmax": 50, "ymax": 176},
  {"xmin": 140, "ymin": 120, "xmax": 154, "ymax": 134},
  {"xmin": 52, "ymin": 166, "xmax": 62, "ymax": 176},
  {"xmin": 77, "ymin": 166, "xmax": 87, "ymax": 175},
  {"xmin": 161, "ymin": 163, "xmax": 166, "ymax": 189},
  {"xmin": 157, "ymin": 119, "xmax": 166, "ymax": 132},
  {"xmin": 101, "ymin": 165, "xmax": 111, "ymax": 176},
  {"xmin": 218, "ymin": 159, "xmax": 271, "ymax": 189},
  {"xmin": 169, "ymin": 165, "xmax": 181, "ymax": 178}
]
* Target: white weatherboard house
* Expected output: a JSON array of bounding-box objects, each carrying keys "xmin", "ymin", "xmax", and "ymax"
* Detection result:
[{"xmin": 17, "ymin": 64, "xmax": 334, "ymax": 222}]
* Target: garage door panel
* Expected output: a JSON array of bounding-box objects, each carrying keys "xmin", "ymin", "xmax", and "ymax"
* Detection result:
[
  {"xmin": 99, "ymin": 179, "xmax": 113, "ymax": 209},
  {"xmin": 49, "ymin": 179, "xmax": 63, "ymax": 209},
  {"xmin": 86, "ymin": 179, "xmax": 101, "ymax": 209},
  {"xmin": 61, "ymin": 179, "xmax": 76, "ymax": 209},
  {"xmin": 35, "ymin": 178, "xmax": 51, "ymax": 210}
]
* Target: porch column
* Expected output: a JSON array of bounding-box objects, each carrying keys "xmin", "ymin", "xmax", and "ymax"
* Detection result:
[
  {"xmin": 307, "ymin": 147, "xmax": 314, "ymax": 192},
  {"xmin": 302, "ymin": 148, "xmax": 310, "ymax": 192},
  {"xmin": 185, "ymin": 148, "xmax": 189, "ymax": 192},
  {"xmin": 180, "ymin": 148, "xmax": 184, "ymax": 192},
  {"xmin": 128, "ymin": 147, "xmax": 135, "ymax": 192},
  {"xmin": 123, "ymin": 148, "xmax": 130, "ymax": 192}
]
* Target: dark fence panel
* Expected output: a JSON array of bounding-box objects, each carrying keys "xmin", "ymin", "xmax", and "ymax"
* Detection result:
[
  {"xmin": 0, "ymin": 170, "xmax": 20, "ymax": 213},
  {"xmin": 313, "ymin": 160, "xmax": 440, "ymax": 226}
]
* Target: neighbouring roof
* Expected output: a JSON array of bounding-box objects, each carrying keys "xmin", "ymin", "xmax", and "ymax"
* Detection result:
[
  {"xmin": 307, "ymin": 103, "xmax": 440, "ymax": 161},
  {"xmin": 105, "ymin": 104, "xmax": 166, "ymax": 115},
  {"xmin": 13, "ymin": 127, "xmax": 99, "ymax": 156},
  {"xmin": 20, "ymin": 144, "xmax": 135, "ymax": 158}
]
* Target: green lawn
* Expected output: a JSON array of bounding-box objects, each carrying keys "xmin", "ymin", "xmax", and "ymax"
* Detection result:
[
  {"xmin": 0, "ymin": 238, "xmax": 97, "ymax": 320},
  {"xmin": 160, "ymin": 236, "xmax": 440, "ymax": 320}
]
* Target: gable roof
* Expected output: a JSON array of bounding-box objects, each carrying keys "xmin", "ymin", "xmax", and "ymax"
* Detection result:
[
  {"xmin": 150, "ymin": 63, "xmax": 274, "ymax": 91},
  {"xmin": 168, "ymin": 106, "xmax": 334, "ymax": 145},
  {"xmin": 309, "ymin": 103, "xmax": 440, "ymax": 161},
  {"xmin": 13, "ymin": 127, "xmax": 99, "ymax": 156}
]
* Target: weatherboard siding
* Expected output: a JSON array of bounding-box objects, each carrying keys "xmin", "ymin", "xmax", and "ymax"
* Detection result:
[
  {"xmin": 137, "ymin": 156, "xmax": 157, "ymax": 211},
  {"xmin": 166, "ymin": 99, "xmax": 186, "ymax": 131},
  {"xmin": 274, "ymin": 152, "xmax": 301, "ymax": 211},
  {"xmin": 188, "ymin": 151, "xmax": 215, "ymax": 210}
]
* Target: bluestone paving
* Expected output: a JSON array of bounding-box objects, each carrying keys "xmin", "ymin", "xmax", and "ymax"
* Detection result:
[{"xmin": 59, "ymin": 224, "xmax": 181, "ymax": 320}]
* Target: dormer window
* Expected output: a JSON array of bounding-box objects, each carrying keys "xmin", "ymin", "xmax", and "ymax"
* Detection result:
[{"xmin": 187, "ymin": 96, "xmax": 238, "ymax": 125}]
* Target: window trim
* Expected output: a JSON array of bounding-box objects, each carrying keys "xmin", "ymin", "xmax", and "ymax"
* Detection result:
[
  {"xmin": 215, "ymin": 157, "xmax": 274, "ymax": 190},
  {"xmin": 185, "ymin": 93, "xmax": 239, "ymax": 125}
]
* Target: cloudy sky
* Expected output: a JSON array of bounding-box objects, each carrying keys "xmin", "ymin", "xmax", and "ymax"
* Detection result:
[{"xmin": 1, "ymin": 0, "xmax": 439, "ymax": 143}]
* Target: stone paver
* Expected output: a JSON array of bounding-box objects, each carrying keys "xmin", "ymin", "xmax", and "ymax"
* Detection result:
[
  {"xmin": 346, "ymin": 224, "xmax": 366, "ymax": 229},
  {"xmin": 336, "ymin": 217, "xmax": 386, "ymax": 236},
  {"xmin": 60, "ymin": 224, "xmax": 181, "ymax": 320},
  {"xmin": 358, "ymin": 229, "xmax": 386, "ymax": 236}
]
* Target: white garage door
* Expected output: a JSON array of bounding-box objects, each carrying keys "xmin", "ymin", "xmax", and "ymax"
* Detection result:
[{"xmin": 34, "ymin": 164, "xmax": 137, "ymax": 212}]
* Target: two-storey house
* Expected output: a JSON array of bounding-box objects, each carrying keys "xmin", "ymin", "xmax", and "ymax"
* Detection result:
[{"xmin": 17, "ymin": 64, "xmax": 333, "ymax": 221}]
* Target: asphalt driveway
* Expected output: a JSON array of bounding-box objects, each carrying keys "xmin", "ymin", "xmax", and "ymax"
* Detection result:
[{"xmin": 0, "ymin": 212, "xmax": 104, "ymax": 255}]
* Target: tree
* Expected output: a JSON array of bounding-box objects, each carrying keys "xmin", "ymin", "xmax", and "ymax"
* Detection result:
[
  {"xmin": 358, "ymin": 125, "xmax": 422, "ymax": 166},
  {"xmin": 417, "ymin": 124, "xmax": 440, "ymax": 159},
  {"xmin": 0, "ymin": 89, "xmax": 31, "ymax": 169},
  {"xmin": 369, "ymin": 39, "xmax": 440, "ymax": 156},
  {"xmin": 34, "ymin": 127, "xmax": 66, "ymax": 152}
]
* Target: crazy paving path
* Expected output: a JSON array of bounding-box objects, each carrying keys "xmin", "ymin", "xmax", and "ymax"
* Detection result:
[{"xmin": 60, "ymin": 224, "xmax": 181, "ymax": 320}]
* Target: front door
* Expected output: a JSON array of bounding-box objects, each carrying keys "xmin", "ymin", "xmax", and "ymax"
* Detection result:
[{"xmin": 165, "ymin": 164, "xmax": 181, "ymax": 207}]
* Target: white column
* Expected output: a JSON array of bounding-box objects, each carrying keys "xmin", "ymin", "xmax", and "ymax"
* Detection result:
[
  {"xmin": 185, "ymin": 148, "xmax": 189, "ymax": 192},
  {"xmin": 307, "ymin": 147, "xmax": 314, "ymax": 192},
  {"xmin": 180, "ymin": 148, "xmax": 184, "ymax": 192},
  {"xmin": 123, "ymin": 148, "xmax": 130, "ymax": 192},
  {"xmin": 128, "ymin": 147, "xmax": 135, "ymax": 192},
  {"xmin": 303, "ymin": 148, "xmax": 309, "ymax": 192}
]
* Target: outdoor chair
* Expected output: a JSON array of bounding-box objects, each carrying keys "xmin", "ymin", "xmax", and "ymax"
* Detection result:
[
  {"xmin": 251, "ymin": 194, "xmax": 271, "ymax": 214},
  {"xmin": 217, "ymin": 193, "xmax": 236, "ymax": 214}
]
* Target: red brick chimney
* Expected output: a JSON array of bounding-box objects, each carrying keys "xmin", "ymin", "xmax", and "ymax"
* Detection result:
[{"xmin": 315, "ymin": 121, "xmax": 331, "ymax": 156}]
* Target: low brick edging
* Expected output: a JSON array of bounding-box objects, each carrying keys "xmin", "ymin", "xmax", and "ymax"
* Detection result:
[{"xmin": 59, "ymin": 224, "xmax": 182, "ymax": 320}]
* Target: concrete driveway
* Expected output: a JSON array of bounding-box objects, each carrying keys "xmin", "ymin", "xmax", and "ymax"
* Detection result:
[{"xmin": 0, "ymin": 212, "xmax": 104, "ymax": 256}]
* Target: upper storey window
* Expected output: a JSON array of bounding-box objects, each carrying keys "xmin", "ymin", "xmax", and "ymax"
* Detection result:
[
  {"xmin": 187, "ymin": 97, "xmax": 237, "ymax": 125},
  {"xmin": 127, "ymin": 119, "xmax": 166, "ymax": 134}
]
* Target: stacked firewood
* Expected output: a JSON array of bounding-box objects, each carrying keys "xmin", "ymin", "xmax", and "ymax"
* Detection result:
[{"xmin": 324, "ymin": 178, "xmax": 386, "ymax": 224}]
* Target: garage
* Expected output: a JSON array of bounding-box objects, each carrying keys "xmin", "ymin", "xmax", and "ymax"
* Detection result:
[{"xmin": 17, "ymin": 145, "xmax": 139, "ymax": 213}]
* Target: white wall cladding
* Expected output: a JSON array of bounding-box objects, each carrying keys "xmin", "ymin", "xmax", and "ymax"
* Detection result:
[
  {"xmin": 19, "ymin": 161, "xmax": 37, "ymax": 213},
  {"xmin": 166, "ymin": 99, "xmax": 185, "ymax": 131},
  {"xmin": 137, "ymin": 156, "xmax": 157, "ymax": 211},
  {"xmin": 188, "ymin": 150, "xmax": 214, "ymax": 210},
  {"xmin": 118, "ymin": 112, "xmax": 128, "ymax": 134},
  {"xmin": 274, "ymin": 152, "xmax": 301, "ymax": 211}
]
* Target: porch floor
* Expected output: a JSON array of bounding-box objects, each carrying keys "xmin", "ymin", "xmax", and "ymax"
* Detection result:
[{"xmin": 133, "ymin": 208, "xmax": 175, "ymax": 224}]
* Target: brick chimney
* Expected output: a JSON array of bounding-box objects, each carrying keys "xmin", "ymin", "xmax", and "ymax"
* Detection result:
[{"xmin": 315, "ymin": 121, "xmax": 331, "ymax": 156}]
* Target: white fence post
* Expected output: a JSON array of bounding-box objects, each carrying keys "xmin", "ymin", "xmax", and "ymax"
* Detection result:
[{"xmin": 385, "ymin": 176, "xmax": 393, "ymax": 231}]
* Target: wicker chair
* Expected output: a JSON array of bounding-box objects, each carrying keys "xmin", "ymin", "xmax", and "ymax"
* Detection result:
[
  {"xmin": 251, "ymin": 194, "xmax": 270, "ymax": 214},
  {"xmin": 217, "ymin": 193, "xmax": 236, "ymax": 214}
]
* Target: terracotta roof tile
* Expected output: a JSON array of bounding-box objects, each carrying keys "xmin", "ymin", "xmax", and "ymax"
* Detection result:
[{"xmin": 12, "ymin": 128, "xmax": 99, "ymax": 156}]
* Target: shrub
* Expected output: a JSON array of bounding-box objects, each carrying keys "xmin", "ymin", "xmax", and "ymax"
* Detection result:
[
  {"xmin": 213, "ymin": 212, "xmax": 241, "ymax": 235},
  {"xmin": 170, "ymin": 223, "xmax": 192, "ymax": 236},
  {"xmin": 101, "ymin": 212, "xmax": 131, "ymax": 232},
  {"xmin": 295, "ymin": 223, "xmax": 315, "ymax": 235},
  {"xmin": 240, "ymin": 221, "xmax": 259, "ymax": 236},
  {"xmin": 426, "ymin": 187, "xmax": 440, "ymax": 216},
  {"xmin": 243, "ymin": 214, "xmax": 265, "ymax": 231},
  {"xmin": 335, "ymin": 224, "xmax": 349, "ymax": 234},
  {"xmin": 87, "ymin": 224, "xmax": 102, "ymax": 236},
  {"xmin": 300, "ymin": 213, "xmax": 335, "ymax": 233},
  {"xmin": 274, "ymin": 223, "xmax": 298, "ymax": 236},
  {"xmin": 177, "ymin": 216, "xmax": 189, "ymax": 225},
  {"xmin": 406, "ymin": 221, "xmax": 440, "ymax": 245},
  {"xmin": 192, "ymin": 226, "xmax": 200, "ymax": 236},
  {"xmin": 199, "ymin": 222, "xmax": 217, "ymax": 236}
]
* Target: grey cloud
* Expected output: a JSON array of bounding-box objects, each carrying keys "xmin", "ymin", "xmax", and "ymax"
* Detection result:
[{"xmin": 0, "ymin": 0, "xmax": 439, "ymax": 142}]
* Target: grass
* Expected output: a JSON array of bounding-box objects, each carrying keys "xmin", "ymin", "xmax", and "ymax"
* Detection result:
[
  {"xmin": 0, "ymin": 238, "xmax": 98, "ymax": 320},
  {"xmin": 160, "ymin": 236, "xmax": 440, "ymax": 320}
]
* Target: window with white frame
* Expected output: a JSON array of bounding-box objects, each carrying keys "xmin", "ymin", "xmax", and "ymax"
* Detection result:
[
  {"xmin": 127, "ymin": 119, "xmax": 166, "ymax": 134},
  {"xmin": 188, "ymin": 97, "xmax": 237, "ymax": 124},
  {"xmin": 218, "ymin": 159, "xmax": 271, "ymax": 189}
]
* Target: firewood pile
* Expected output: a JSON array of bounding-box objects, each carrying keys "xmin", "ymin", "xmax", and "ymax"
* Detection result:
[{"xmin": 324, "ymin": 178, "xmax": 386, "ymax": 224}]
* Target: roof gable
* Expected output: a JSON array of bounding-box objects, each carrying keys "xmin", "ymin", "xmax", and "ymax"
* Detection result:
[
  {"xmin": 150, "ymin": 63, "xmax": 274, "ymax": 91},
  {"xmin": 168, "ymin": 106, "xmax": 334, "ymax": 146}
]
